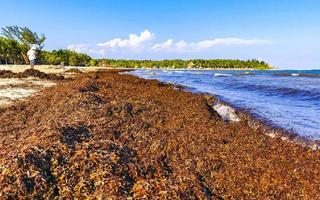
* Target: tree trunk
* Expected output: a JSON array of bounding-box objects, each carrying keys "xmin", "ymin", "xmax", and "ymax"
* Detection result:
[{"xmin": 21, "ymin": 52, "xmax": 29, "ymax": 64}]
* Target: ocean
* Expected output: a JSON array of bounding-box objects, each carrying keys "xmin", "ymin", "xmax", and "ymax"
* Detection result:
[{"xmin": 127, "ymin": 69, "xmax": 320, "ymax": 140}]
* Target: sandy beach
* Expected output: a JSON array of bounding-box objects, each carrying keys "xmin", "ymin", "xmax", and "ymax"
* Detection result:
[
  {"xmin": 0, "ymin": 65, "xmax": 110, "ymax": 107},
  {"xmin": 0, "ymin": 68, "xmax": 319, "ymax": 199},
  {"xmin": 0, "ymin": 65, "xmax": 111, "ymax": 73}
]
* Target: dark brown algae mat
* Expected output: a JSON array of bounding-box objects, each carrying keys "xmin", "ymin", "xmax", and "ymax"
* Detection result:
[{"xmin": 0, "ymin": 69, "xmax": 319, "ymax": 199}]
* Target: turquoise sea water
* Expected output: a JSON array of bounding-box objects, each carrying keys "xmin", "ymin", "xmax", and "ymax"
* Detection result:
[{"xmin": 127, "ymin": 69, "xmax": 320, "ymax": 140}]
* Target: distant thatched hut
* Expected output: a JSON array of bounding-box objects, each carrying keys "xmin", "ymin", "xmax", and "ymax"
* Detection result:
[{"xmin": 187, "ymin": 61, "xmax": 195, "ymax": 69}]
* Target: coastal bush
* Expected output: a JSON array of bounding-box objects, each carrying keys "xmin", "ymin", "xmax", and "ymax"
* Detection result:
[
  {"xmin": 94, "ymin": 59, "xmax": 271, "ymax": 69},
  {"xmin": 39, "ymin": 50, "xmax": 92, "ymax": 66}
]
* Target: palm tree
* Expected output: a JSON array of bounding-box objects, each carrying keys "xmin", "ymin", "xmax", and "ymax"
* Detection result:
[{"xmin": 1, "ymin": 26, "xmax": 46, "ymax": 64}]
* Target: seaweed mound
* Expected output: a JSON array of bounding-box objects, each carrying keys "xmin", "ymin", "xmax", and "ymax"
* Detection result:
[
  {"xmin": 0, "ymin": 70, "xmax": 16, "ymax": 78},
  {"xmin": 0, "ymin": 69, "xmax": 64, "ymax": 80},
  {"xmin": 0, "ymin": 70, "xmax": 319, "ymax": 199},
  {"xmin": 65, "ymin": 68, "xmax": 83, "ymax": 73}
]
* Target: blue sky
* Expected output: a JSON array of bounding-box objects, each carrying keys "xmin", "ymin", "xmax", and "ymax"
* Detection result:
[{"xmin": 1, "ymin": 0, "xmax": 320, "ymax": 69}]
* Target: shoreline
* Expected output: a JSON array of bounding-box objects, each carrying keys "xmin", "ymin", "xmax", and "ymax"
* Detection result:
[
  {"xmin": 189, "ymin": 88, "xmax": 320, "ymax": 149},
  {"xmin": 0, "ymin": 64, "xmax": 272, "ymax": 72},
  {"xmin": 1, "ymin": 67, "xmax": 317, "ymax": 147},
  {"xmin": 0, "ymin": 69, "xmax": 319, "ymax": 198},
  {"xmin": 126, "ymin": 69, "xmax": 320, "ymax": 147},
  {"xmin": 178, "ymin": 85, "xmax": 320, "ymax": 149}
]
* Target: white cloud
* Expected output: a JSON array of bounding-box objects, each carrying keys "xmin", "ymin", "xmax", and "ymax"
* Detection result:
[
  {"xmin": 196, "ymin": 38, "xmax": 271, "ymax": 49},
  {"xmin": 97, "ymin": 30, "xmax": 154, "ymax": 49},
  {"xmin": 67, "ymin": 44, "xmax": 89, "ymax": 53},
  {"xmin": 152, "ymin": 38, "xmax": 272, "ymax": 53},
  {"xmin": 176, "ymin": 40, "xmax": 188, "ymax": 49},
  {"xmin": 152, "ymin": 39, "xmax": 173, "ymax": 50},
  {"xmin": 152, "ymin": 39, "xmax": 191, "ymax": 53},
  {"xmin": 68, "ymin": 44, "xmax": 105, "ymax": 57},
  {"xmin": 68, "ymin": 30, "xmax": 273, "ymax": 58}
]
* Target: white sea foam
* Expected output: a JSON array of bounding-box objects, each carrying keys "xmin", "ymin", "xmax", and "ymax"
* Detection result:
[
  {"xmin": 146, "ymin": 72, "xmax": 156, "ymax": 76},
  {"xmin": 173, "ymin": 71, "xmax": 182, "ymax": 74},
  {"xmin": 212, "ymin": 103, "xmax": 240, "ymax": 122},
  {"xmin": 214, "ymin": 73, "xmax": 232, "ymax": 77}
]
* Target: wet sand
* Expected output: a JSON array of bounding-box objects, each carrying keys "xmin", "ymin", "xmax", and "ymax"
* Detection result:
[{"xmin": 0, "ymin": 69, "xmax": 319, "ymax": 199}]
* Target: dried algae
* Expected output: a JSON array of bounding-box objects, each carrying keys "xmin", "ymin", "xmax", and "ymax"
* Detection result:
[{"xmin": 0, "ymin": 70, "xmax": 319, "ymax": 199}]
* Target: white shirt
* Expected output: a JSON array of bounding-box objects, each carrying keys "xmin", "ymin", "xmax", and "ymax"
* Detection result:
[{"xmin": 27, "ymin": 49, "xmax": 37, "ymax": 61}]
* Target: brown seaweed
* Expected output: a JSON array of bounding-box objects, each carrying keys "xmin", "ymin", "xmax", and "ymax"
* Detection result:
[{"xmin": 0, "ymin": 69, "xmax": 319, "ymax": 199}]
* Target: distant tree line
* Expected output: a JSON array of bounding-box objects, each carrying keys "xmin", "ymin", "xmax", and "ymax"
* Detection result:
[
  {"xmin": 95, "ymin": 59, "xmax": 271, "ymax": 69},
  {"xmin": 1, "ymin": 25, "xmax": 271, "ymax": 69}
]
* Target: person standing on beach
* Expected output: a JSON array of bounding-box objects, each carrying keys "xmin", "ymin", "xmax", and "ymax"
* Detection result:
[{"xmin": 27, "ymin": 45, "xmax": 37, "ymax": 69}]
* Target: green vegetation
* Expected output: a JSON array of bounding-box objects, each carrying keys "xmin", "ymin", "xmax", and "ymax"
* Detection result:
[
  {"xmin": 1, "ymin": 25, "xmax": 271, "ymax": 69},
  {"xmin": 39, "ymin": 50, "xmax": 93, "ymax": 66},
  {"xmin": 0, "ymin": 37, "xmax": 22, "ymax": 64},
  {"xmin": 1, "ymin": 26, "xmax": 46, "ymax": 64},
  {"xmin": 0, "ymin": 26, "xmax": 94, "ymax": 66},
  {"xmin": 95, "ymin": 59, "xmax": 271, "ymax": 69}
]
